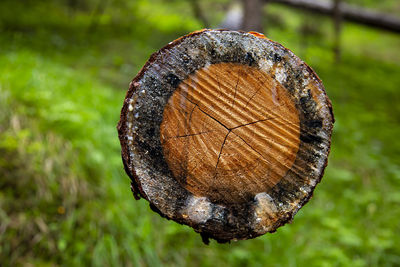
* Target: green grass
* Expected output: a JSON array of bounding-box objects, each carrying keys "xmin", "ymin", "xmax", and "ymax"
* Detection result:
[{"xmin": 1, "ymin": 0, "xmax": 400, "ymax": 266}]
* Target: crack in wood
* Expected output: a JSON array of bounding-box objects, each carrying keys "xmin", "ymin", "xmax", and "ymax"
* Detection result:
[
  {"xmin": 166, "ymin": 130, "xmax": 215, "ymax": 139},
  {"xmin": 231, "ymin": 68, "xmax": 240, "ymax": 108},
  {"xmin": 178, "ymin": 91, "xmax": 229, "ymax": 130},
  {"xmin": 229, "ymin": 117, "xmax": 274, "ymax": 131},
  {"xmin": 232, "ymin": 131, "xmax": 273, "ymax": 165},
  {"xmin": 244, "ymin": 74, "xmax": 269, "ymax": 107},
  {"xmin": 213, "ymin": 131, "xmax": 231, "ymax": 183}
]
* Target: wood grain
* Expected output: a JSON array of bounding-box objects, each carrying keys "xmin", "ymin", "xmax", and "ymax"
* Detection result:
[{"xmin": 160, "ymin": 63, "xmax": 300, "ymax": 203}]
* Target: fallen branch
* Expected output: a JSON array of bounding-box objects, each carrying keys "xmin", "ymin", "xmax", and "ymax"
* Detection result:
[{"xmin": 268, "ymin": 0, "xmax": 400, "ymax": 33}]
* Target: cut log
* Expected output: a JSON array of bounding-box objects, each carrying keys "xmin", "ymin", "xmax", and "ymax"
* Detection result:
[{"xmin": 118, "ymin": 29, "xmax": 334, "ymax": 243}]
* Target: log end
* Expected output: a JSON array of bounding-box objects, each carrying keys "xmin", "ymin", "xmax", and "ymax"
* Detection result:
[{"xmin": 118, "ymin": 29, "xmax": 334, "ymax": 242}]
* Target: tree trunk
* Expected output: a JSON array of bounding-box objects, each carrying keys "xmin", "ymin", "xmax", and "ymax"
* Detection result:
[
  {"xmin": 118, "ymin": 29, "xmax": 334, "ymax": 243},
  {"xmin": 333, "ymin": 0, "xmax": 342, "ymax": 62},
  {"xmin": 219, "ymin": 4, "xmax": 243, "ymax": 31},
  {"xmin": 241, "ymin": 0, "xmax": 264, "ymax": 32},
  {"xmin": 189, "ymin": 0, "xmax": 210, "ymax": 28}
]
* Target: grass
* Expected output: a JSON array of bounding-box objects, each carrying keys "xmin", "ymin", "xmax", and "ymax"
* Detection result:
[{"xmin": 0, "ymin": 0, "xmax": 399, "ymax": 266}]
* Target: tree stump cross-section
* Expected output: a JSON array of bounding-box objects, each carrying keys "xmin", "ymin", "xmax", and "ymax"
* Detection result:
[{"xmin": 118, "ymin": 29, "xmax": 334, "ymax": 243}]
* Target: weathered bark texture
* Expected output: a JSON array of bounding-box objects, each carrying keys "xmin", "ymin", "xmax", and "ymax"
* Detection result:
[
  {"xmin": 118, "ymin": 29, "xmax": 334, "ymax": 243},
  {"xmin": 268, "ymin": 0, "xmax": 400, "ymax": 33}
]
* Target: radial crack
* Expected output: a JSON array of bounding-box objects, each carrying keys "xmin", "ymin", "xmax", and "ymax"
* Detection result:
[
  {"xmin": 167, "ymin": 130, "xmax": 214, "ymax": 139},
  {"xmin": 177, "ymin": 91, "xmax": 229, "ymax": 130},
  {"xmin": 229, "ymin": 117, "xmax": 275, "ymax": 130},
  {"xmin": 231, "ymin": 131, "xmax": 272, "ymax": 165},
  {"xmin": 213, "ymin": 131, "xmax": 231, "ymax": 182},
  {"xmin": 188, "ymin": 104, "xmax": 197, "ymax": 123},
  {"xmin": 231, "ymin": 69, "xmax": 240, "ymax": 108}
]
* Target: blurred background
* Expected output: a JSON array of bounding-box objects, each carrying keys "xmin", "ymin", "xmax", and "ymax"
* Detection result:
[{"xmin": 0, "ymin": 0, "xmax": 399, "ymax": 266}]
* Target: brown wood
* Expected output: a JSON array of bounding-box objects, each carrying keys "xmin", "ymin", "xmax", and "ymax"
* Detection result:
[
  {"xmin": 161, "ymin": 63, "xmax": 300, "ymax": 203},
  {"xmin": 118, "ymin": 29, "xmax": 334, "ymax": 243}
]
